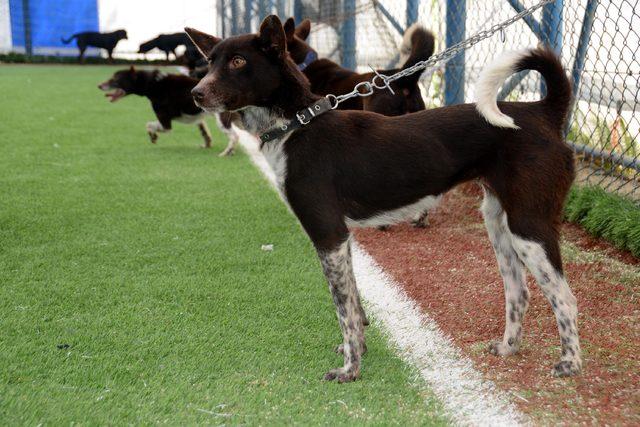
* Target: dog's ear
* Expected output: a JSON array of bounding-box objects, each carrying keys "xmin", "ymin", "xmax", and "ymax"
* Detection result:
[
  {"xmin": 283, "ymin": 17, "xmax": 296, "ymax": 43},
  {"xmin": 258, "ymin": 15, "xmax": 287, "ymax": 58},
  {"xmin": 295, "ymin": 19, "xmax": 311, "ymax": 41},
  {"xmin": 184, "ymin": 27, "xmax": 220, "ymax": 58}
]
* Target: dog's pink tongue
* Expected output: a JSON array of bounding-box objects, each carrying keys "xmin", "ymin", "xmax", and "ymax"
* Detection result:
[{"xmin": 106, "ymin": 90, "xmax": 123, "ymax": 102}]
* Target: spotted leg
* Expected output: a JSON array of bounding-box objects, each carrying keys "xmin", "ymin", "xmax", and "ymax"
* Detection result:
[
  {"xmin": 318, "ymin": 237, "xmax": 366, "ymax": 383},
  {"xmin": 411, "ymin": 210, "xmax": 430, "ymax": 228},
  {"xmin": 510, "ymin": 235, "xmax": 582, "ymax": 377},
  {"xmin": 481, "ymin": 190, "xmax": 530, "ymax": 356}
]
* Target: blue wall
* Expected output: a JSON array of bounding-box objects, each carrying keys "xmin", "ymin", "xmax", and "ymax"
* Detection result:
[{"xmin": 10, "ymin": 0, "xmax": 99, "ymax": 51}]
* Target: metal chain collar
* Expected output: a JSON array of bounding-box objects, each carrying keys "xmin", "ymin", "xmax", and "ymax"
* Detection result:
[{"xmin": 325, "ymin": 0, "xmax": 556, "ymax": 109}]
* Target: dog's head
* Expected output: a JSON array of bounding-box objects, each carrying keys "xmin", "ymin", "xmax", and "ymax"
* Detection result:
[
  {"xmin": 97, "ymin": 66, "xmax": 138, "ymax": 102},
  {"xmin": 138, "ymin": 39, "xmax": 155, "ymax": 53},
  {"xmin": 185, "ymin": 15, "xmax": 310, "ymax": 114},
  {"xmin": 283, "ymin": 18, "xmax": 312, "ymax": 66}
]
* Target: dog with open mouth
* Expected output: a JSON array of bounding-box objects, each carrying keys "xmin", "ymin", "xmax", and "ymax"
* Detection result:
[
  {"xmin": 185, "ymin": 16, "xmax": 582, "ymax": 382},
  {"xmin": 98, "ymin": 66, "xmax": 237, "ymax": 155}
]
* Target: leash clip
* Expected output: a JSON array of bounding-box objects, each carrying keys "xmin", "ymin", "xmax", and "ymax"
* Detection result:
[{"xmin": 370, "ymin": 66, "xmax": 395, "ymax": 95}]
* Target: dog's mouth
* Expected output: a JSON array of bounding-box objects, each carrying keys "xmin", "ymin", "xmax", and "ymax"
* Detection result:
[
  {"xmin": 105, "ymin": 88, "xmax": 126, "ymax": 102},
  {"xmin": 194, "ymin": 98, "xmax": 225, "ymax": 113}
]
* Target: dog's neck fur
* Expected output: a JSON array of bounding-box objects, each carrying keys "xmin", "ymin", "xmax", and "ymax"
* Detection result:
[
  {"xmin": 238, "ymin": 58, "xmax": 320, "ymax": 137},
  {"xmin": 129, "ymin": 71, "xmax": 165, "ymax": 97}
]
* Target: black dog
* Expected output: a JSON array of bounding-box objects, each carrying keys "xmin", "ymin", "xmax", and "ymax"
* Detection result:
[
  {"xmin": 186, "ymin": 16, "xmax": 581, "ymax": 382},
  {"xmin": 62, "ymin": 29, "xmax": 127, "ymax": 62},
  {"xmin": 98, "ymin": 66, "xmax": 233, "ymax": 153},
  {"xmin": 284, "ymin": 18, "xmax": 434, "ymax": 116},
  {"xmin": 139, "ymin": 33, "xmax": 193, "ymax": 61}
]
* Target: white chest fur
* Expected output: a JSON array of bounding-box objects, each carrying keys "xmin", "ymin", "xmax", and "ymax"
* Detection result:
[
  {"xmin": 260, "ymin": 137, "xmax": 288, "ymax": 192},
  {"xmin": 345, "ymin": 194, "xmax": 442, "ymax": 228}
]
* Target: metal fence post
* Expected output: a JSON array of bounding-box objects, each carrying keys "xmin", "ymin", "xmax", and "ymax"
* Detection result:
[
  {"xmin": 406, "ymin": 0, "xmax": 419, "ymax": 26},
  {"xmin": 445, "ymin": 0, "xmax": 466, "ymax": 105},
  {"xmin": 294, "ymin": 0, "xmax": 304, "ymax": 23},
  {"xmin": 341, "ymin": 0, "xmax": 357, "ymax": 69},
  {"xmin": 21, "ymin": 0, "xmax": 32, "ymax": 56},
  {"xmin": 258, "ymin": 0, "xmax": 268, "ymax": 20},
  {"xmin": 541, "ymin": 0, "xmax": 563, "ymax": 95},
  {"xmin": 218, "ymin": 0, "xmax": 227, "ymax": 37},
  {"xmin": 565, "ymin": 0, "xmax": 598, "ymax": 135},
  {"xmin": 276, "ymin": 0, "xmax": 286, "ymax": 19},
  {"xmin": 242, "ymin": 0, "xmax": 253, "ymax": 33},
  {"xmin": 228, "ymin": 0, "xmax": 237, "ymax": 35}
]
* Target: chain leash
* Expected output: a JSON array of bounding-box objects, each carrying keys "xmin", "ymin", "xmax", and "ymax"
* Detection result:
[{"xmin": 325, "ymin": 0, "xmax": 556, "ymax": 109}]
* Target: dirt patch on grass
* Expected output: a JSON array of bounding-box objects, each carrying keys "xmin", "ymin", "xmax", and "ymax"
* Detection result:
[{"xmin": 355, "ymin": 183, "xmax": 640, "ymax": 425}]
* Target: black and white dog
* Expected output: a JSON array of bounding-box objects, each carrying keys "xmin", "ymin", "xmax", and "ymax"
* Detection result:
[
  {"xmin": 186, "ymin": 16, "xmax": 582, "ymax": 382},
  {"xmin": 98, "ymin": 66, "xmax": 236, "ymax": 155},
  {"xmin": 62, "ymin": 29, "xmax": 127, "ymax": 62}
]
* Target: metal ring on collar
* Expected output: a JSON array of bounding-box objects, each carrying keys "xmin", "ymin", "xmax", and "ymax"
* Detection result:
[{"xmin": 325, "ymin": 94, "xmax": 339, "ymax": 109}]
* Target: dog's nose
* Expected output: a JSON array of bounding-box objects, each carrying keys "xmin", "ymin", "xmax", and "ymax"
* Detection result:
[{"xmin": 191, "ymin": 87, "xmax": 205, "ymax": 103}]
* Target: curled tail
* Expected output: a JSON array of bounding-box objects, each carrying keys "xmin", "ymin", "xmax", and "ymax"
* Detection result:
[
  {"xmin": 475, "ymin": 47, "xmax": 572, "ymax": 130},
  {"xmin": 61, "ymin": 34, "xmax": 78, "ymax": 44},
  {"xmin": 397, "ymin": 23, "xmax": 435, "ymax": 87}
]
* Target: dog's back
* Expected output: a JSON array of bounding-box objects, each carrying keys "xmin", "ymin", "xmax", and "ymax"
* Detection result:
[
  {"xmin": 286, "ymin": 19, "xmax": 434, "ymax": 116},
  {"xmin": 62, "ymin": 29, "xmax": 127, "ymax": 49}
]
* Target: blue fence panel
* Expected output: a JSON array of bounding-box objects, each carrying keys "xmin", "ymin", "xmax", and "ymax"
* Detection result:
[{"xmin": 10, "ymin": 0, "xmax": 98, "ymax": 53}]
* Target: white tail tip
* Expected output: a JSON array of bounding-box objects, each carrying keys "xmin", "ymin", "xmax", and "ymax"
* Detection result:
[{"xmin": 475, "ymin": 50, "xmax": 531, "ymax": 129}]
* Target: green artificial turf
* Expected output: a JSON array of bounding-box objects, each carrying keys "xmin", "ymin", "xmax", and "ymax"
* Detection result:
[{"xmin": 0, "ymin": 65, "xmax": 449, "ymax": 425}]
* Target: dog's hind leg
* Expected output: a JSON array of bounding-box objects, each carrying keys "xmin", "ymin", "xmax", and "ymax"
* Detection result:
[
  {"xmin": 78, "ymin": 45, "xmax": 86, "ymax": 63},
  {"xmin": 197, "ymin": 121, "xmax": 212, "ymax": 148},
  {"xmin": 482, "ymin": 189, "xmax": 529, "ymax": 357},
  {"xmin": 510, "ymin": 232, "xmax": 582, "ymax": 377},
  {"xmin": 317, "ymin": 236, "xmax": 366, "ymax": 383}
]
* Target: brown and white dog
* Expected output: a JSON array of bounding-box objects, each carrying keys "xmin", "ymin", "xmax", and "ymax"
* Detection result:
[
  {"xmin": 185, "ymin": 16, "xmax": 581, "ymax": 382},
  {"xmin": 98, "ymin": 66, "xmax": 236, "ymax": 155}
]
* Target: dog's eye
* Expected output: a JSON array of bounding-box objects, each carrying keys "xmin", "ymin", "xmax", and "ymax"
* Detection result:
[{"xmin": 229, "ymin": 56, "xmax": 246, "ymax": 69}]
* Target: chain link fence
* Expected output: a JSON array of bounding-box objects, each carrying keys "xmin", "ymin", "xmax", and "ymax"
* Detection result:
[
  {"xmin": 217, "ymin": 0, "xmax": 639, "ymax": 202},
  {"xmin": 2, "ymin": 1, "xmax": 637, "ymax": 199}
]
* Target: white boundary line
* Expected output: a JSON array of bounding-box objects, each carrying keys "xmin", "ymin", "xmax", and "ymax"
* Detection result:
[{"xmin": 237, "ymin": 131, "xmax": 526, "ymax": 426}]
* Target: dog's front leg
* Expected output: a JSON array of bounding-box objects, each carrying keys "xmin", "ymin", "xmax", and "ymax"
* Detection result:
[
  {"xmin": 318, "ymin": 237, "xmax": 365, "ymax": 383},
  {"xmin": 146, "ymin": 121, "xmax": 168, "ymax": 144},
  {"xmin": 218, "ymin": 127, "xmax": 237, "ymax": 157},
  {"xmin": 197, "ymin": 122, "xmax": 212, "ymax": 148}
]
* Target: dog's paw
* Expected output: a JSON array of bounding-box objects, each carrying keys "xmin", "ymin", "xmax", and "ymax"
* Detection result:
[
  {"xmin": 200, "ymin": 143, "xmax": 211, "ymax": 149},
  {"xmin": 552, "ymin": 359, "xmax": 581, "ymax": 377},
  {"xmin": 218, "ymin": 148, "xmax": 235, "ymax": 157},
  {"xmin": 147, "ymin": 132, "xmax": 158, "ymax": 144},
  {"xmin": 411, "ymin": 218, "xmax": 429, "ymax": 228},
  {"xmin": 488, "ymin": 341, "xmax": 519, "ymax": 356},
  {"xmin": 323, "ymin": 367, "xmax": 359, "ymax": 383}
]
